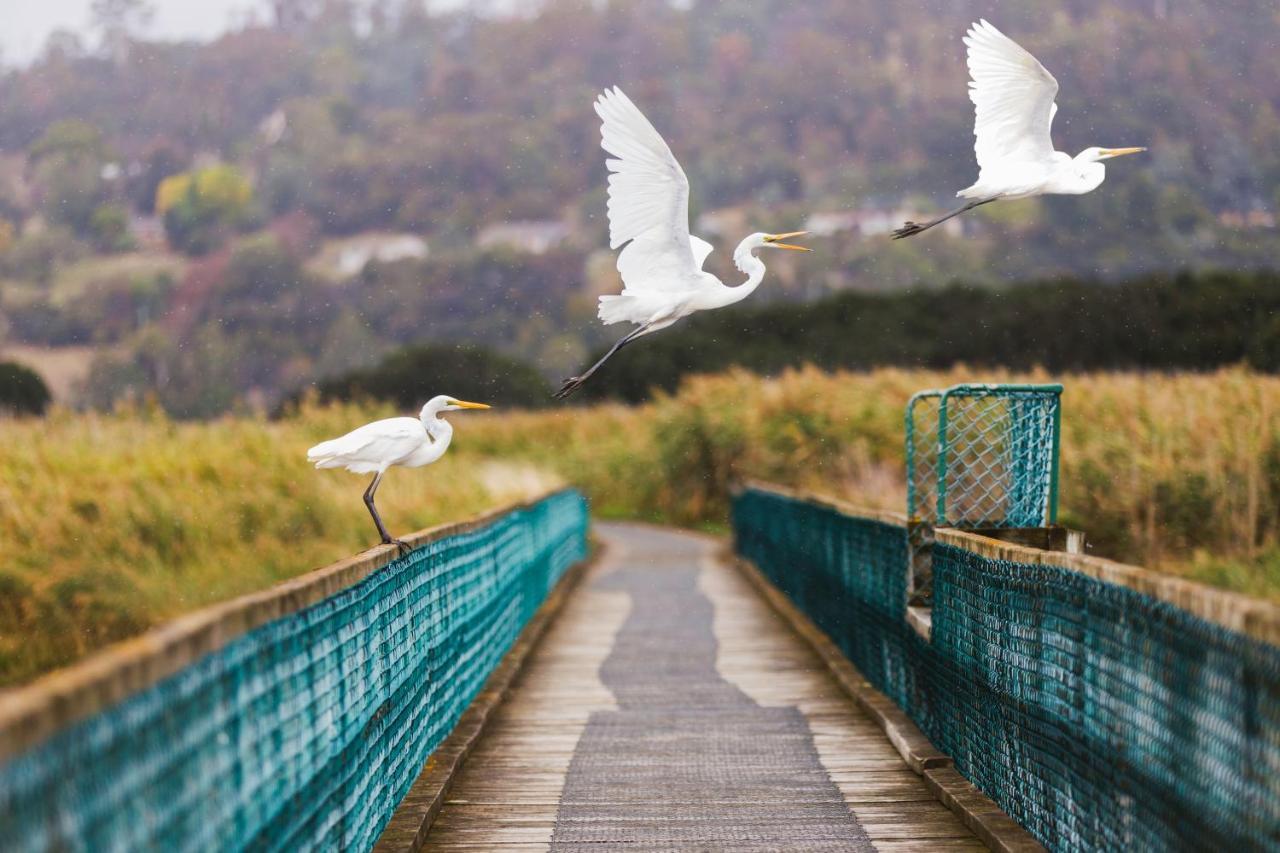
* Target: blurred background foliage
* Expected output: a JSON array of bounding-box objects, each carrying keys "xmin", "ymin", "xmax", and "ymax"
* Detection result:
[
  {"xmin": 305, "ymin": 342, "xmax": 553, "ymax": 409},
  {"xmin": 0, "ymin": 361, "xmax": 51, "ymax": 415},
  {"xmin": 573, "ymin": 268, "xmax": 1280, "ymax": 401},
  {"xmin": 0, "ymin": 0, "xmax": 1277, "ymax": 415},
  {"xmin": 1, "ymin": 1, "xmax": 1279, "ymax": 683},
  {"xmin": 3, "ymin": 366, "xmax": 1276, "ymax": 684}
]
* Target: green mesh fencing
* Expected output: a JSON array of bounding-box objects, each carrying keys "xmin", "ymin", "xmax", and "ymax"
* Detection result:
[
  {"xmin": 733, "ymin": 486, "xmax": 1280, "ymax": 853},
  {"xmin": 0, "ymin": 490, "xmax": 588, "ymax": 853},
  {"xmin": 906, "ymin": 384, "xmax": 1062, "ymax": 528}
]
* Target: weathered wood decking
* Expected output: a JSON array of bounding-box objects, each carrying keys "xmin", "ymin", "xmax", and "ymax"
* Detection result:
[{"xmin": 424, "ymin": 523, "xmax": 985, "ymax": 851}]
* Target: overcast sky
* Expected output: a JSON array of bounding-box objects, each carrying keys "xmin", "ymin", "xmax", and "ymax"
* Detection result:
[
  {"xmin": 1, "ymin": 1, "xmax": 528, "ymax": 66},
  {"xmin": 2, "ymin": 0, "xmax": 272, "ymax": 66}
]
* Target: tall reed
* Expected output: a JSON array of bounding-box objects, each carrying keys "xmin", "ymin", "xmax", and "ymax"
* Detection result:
[{"xmin": 2, "ymin": 366, "xmax": 1276, "ymax": 686}]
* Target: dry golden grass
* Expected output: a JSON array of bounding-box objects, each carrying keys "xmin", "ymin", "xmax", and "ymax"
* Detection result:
[
  {"xmin": 463, "ymin": 366, "xmax": 1280, "ymax": 594},
  {"xmin": 0, "ymin": 401, "xmax": 560, "ymax": 686},
  {"xmin": 2, "ymin": 366, "xmax": 1276, "ymax": 686}
]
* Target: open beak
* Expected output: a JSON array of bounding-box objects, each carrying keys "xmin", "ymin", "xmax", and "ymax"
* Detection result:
[
  {"xmin": 764, "ymin": 231, "xmax": 812, "ymax": 252},
  {"xmin": 450, "ymin": 399, "xmax": 491, "ymax": 410},
  {"xmin": 1101, "ymin": 147, "xmax": 1147, "ymax": 160}
]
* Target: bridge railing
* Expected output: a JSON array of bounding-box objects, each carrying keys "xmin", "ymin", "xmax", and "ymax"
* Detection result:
[
  {"xmin": 732, "ymin": 482, "xmax": 1280, "ymax": 853},
  {"xmin": 0, "ymin": 489, "xmax": 589, "ymax": 853}
]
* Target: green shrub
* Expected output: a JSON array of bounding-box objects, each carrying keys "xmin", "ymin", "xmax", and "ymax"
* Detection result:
[
  {"xmin": 312, "ymin": 342, "xmax": 552, "ymax": 410},
  {"xmin": 0, "ymin": 362, "xmax": 51, "ymax": 416},
  {"xmin": 577, "ymin": 269, "xmax": 1280, "ymax": 402}
]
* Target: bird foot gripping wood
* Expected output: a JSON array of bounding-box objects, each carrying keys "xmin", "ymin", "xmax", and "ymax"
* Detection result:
[{"xmin": 383, "ymin": 537, "xmax": 413, "ymax": 555}]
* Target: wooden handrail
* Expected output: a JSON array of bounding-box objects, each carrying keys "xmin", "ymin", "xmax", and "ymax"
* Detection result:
[
  {"xmin": 0, "ymin": 488, "xmax": 577, "ymax": 763},
  {"xmin": 738, "ymin": 480, "xmax": 1280, "ymax": 646},
  {"xmin": 734, "ymin": 478, "xmax": 909, "ymax": 527},
  {"xmin": 934, "ymin": 526, "xmax": 1280, "ymax": 646}
]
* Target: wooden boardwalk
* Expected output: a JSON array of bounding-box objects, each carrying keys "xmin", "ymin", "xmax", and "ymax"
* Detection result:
[{"xmin": 424, "ymin": 523, "xmax": 985, "ymax": 851}]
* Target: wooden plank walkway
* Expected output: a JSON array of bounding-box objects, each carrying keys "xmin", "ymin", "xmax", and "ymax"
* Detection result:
[{"xmin": 424, "ymin": 523, "xmax": 985, "ymax": 851}]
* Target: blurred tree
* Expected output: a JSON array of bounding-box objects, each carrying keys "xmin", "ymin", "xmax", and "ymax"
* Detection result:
[
  {"xmin": 214, "ymin": 234, "xmax": 304, "ymax": 323},
  {"xmin": 39, "ymin": 30, "xmax": 88, "ymax": 64},
  {"xmin": 1252, "ymin": 315, "xmax": 1280, "ymax": 373},
  {"xmin": 129, "ymin": 138, "xmax": 187, "ymax": 215},
  {"xmin": 0, "ymin": 362, "xmax": 52, "ymax": 416},
  {"xmin": 57, "ymin": 269, "xmax": 173, "ymax": 344},
  {"xmin": 271, "ymin": 0, "xmax": 323, "ymax": 33},
  {"xmin": 91, "ymin": 0, "xmax": 154, "ymax": 64},
  {"xmin": 0, "ymin": 227, "xmax": 89, "ymax": 286},
  {"xmin": 157, "ymin": 165, "xmax": 255, "ymax": 255},
  {"xmin": 88, "ymin": 204, "xmax": 133, "ymax": 253},
  {"xmin": 573, "ymin": 268, "xmax": 1280, "ymax": 402},
  {"xmin": 1, "ymin": 0, "xmax": 1278, "ymax": 413},
  {"xmin": 84, "ymin": 326, "xmax": 241, "ymax": 418},
  {"xmin": 313, "ymin": 309, "xmax": 382, "ymax": 379},
  {"xmin": 28, "ymin": 121, "xmax": 110, "ymax": 238},
  {"xmin": 314, "ymin": 343, "xmax": 552, "ymax": 409}
]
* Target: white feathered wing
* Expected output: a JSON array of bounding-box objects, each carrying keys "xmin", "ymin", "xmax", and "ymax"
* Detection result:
[
  {"xmin": 306, "ymin": 418, "xmax": 427, "ymax": 474},
  {"xmin": 960, "ymin": 19, "xmax": 1061, "ymax": 199},
  {"xmin": 594, "ymin": 87, "xmax": 716, "ymax": 326}
]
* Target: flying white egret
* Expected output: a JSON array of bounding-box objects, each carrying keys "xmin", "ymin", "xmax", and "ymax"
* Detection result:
[
  {"xmin": 553, "ymin": 86, "xmax": 811, "ymax": 399},
  {"xmin": 306, "ymin": 395, "xmax": 490, "ymax": 552},
  {"xmin": 892, "ymin": 19, "xmax": 1146, "ymax": 239}
]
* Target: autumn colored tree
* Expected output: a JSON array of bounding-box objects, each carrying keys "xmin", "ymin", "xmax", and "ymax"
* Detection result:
[{"xmin": 156, "ymin": 165, "xmax": 256, "ymax": 255}]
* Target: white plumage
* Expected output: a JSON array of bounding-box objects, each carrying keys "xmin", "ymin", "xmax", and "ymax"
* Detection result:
[
  {"xmin": 307, "ymin": 394, "xmax": 490, "ymax": 550},
  {"xmin": 962, "ymin": 18, "xmax": 1061, "ymax": 199},
  {"xmin": 597, "ymin": 86, "xmax": 699, "ymax": 290},
  {"xmin": 893, "ymin": 20, "xmax": 1146, "ymax": 239},
  {"xmin": 556, "ymin": 87, "xmax": 810, "ymax": 398},
  {"xmin": 307, "ymin": 418, "xmax": 441, "ymax": 475}
]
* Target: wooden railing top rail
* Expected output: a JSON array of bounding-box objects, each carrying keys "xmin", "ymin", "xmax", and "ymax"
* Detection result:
[
  {"xmin": 0, "ymin": 488, "xmax": 575, "ymax": 763},
  {"xmin": 933, "ymin": 526, "xmax": 1280, "ymax": 646},
  {"xmin": 735, "ymin": 479, "xmax": 909, "ymax": 528},
  {"xmin": 738, "ymin": 480, "xmax": 1280, "ymax": 646}
]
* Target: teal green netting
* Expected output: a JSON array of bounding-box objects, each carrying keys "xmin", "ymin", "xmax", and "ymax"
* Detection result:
[
  {"xmin": 0, "ymin": 490, "xmax": 588, "ymax": 853},
  {"xmin": 906, "ymin": 386, "xmax": 1060, "ymax": 528},
  {"xmin": 733, "ymin": 487, "xmax": 1280, "ymax": 852}
]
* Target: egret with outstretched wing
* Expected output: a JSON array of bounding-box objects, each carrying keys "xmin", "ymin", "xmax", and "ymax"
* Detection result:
[
  {"xmin": 554, "ymin": 87, "xmax": 810, "ymax": 399},
  {"xmin": 307, "ymin": 395, "xmax": 490, "ymax": 551},
  {"xmin": 893, "ymin": 20, "xmax": 1145, "ymax": 239}
]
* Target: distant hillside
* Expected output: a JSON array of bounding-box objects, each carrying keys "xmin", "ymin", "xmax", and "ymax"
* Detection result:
[{"xmin": 1, "ymin": 0, "xmax": 1277, "ymax": 414}]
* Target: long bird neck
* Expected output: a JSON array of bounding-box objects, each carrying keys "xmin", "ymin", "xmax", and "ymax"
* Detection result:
[
  {"xmin": 727, "ymin": 239, "xmax": 767, "ymax": 304},
  {"xmin": 423, "ymin": 414, "xmax": 453, "ymax": 446},
  {"xmin": 1068, "ymin": 155, "xmax": 1106, "ymax": 193}
]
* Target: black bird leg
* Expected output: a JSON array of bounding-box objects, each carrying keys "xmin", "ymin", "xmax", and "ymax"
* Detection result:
[
  {"xmin": 554, "ymin": 323, "xmax": 651, "ymax": 400},
  {"xmin": 364, "ymin": 471, "xmax": 410, "ymax": 554},
  {"xmin": 891, "ymin": 197, "xmax": 998, "ymax": 239}
]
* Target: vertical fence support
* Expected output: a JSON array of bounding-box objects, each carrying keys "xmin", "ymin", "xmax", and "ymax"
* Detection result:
[
  {"xmin": 933, "ymin": 395, "xmax": 951, "ymax": 525},
  {"xmin": 1048, "ymin": 397, "xmax": 1062, "ymax": 525}
]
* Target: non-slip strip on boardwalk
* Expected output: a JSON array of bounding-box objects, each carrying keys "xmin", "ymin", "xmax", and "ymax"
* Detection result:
[{"xmin": 548, "ymin": 525, "xmax": 874, "ymax": 850}]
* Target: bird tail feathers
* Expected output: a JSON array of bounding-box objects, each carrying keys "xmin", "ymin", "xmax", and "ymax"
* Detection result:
[
  {"xmin": 597, "ymin": 294, "xmax": 638, "ymax": 325},
  {"xmin": 307, "ymin": 438, "xmax": 347, "ymax": 467}
]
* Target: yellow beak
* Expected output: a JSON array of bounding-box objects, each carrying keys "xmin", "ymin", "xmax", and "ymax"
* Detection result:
[
  {"xmin": 764, "ymin": 230, "xmax": 812, "ymax": 252},
  {"xmin": 450, "ymin": 399, "xmax": 491, "ymax": 410},
  {"xmin": 1101, "ymin": 147, "xmax": 1147, "ymax": 159}
]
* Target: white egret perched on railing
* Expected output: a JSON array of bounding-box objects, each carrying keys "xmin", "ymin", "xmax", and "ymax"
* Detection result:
[
  {"xmin": 307, "ymin": 395, "xmax": 490, "ymax": 551},
  {"xmin": 553, "ymin": 87, "xmax": 811, "ymax": 399},
  {"xmin": 892, "ymin": 20, "xmax": 1146, "ymax": 240}
]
